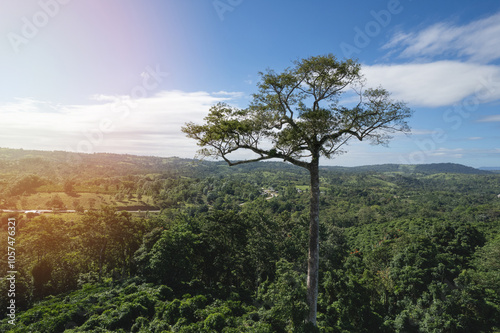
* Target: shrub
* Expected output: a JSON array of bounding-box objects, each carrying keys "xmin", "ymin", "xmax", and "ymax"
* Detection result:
[{"xmin": 204, "ymin": 312, "xmax": 226, "ymax": 331}]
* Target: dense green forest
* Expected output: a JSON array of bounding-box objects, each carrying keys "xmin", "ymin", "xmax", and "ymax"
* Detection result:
[{"xmin": 0, "ymin": 148, "xmax": 499, "ymax": 332}]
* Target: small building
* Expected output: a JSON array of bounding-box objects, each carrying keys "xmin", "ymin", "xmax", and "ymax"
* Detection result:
[{"xmin": 25, "ymin": 210, "xmax": 41, "ymax": 217}]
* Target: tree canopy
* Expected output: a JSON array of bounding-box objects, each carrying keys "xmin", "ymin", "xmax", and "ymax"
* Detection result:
[{"xmin": 183, "ymin": 54, "xmax": 412, "ymax": 170}]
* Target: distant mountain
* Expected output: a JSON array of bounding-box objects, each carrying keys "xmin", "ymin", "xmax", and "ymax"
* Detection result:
[
  {"xmin": 479, "ymin": 167, "xmax": 500, "ymax": 172},
  {"xmin": 412, "ymin": 163, "xmax": 491, "ymax": 174},
  {"xmin": 0, "ymin": 148, "xmax": 493, "ymax": 177},
  {"xmin": 324, "ymin": 163, "xmax": 491, "ymax": 175}
]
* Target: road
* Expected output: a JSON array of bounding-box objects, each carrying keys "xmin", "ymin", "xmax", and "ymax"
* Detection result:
[{"xmin": 1, "ymin": 209, "xmax": 162, "ymax": 214}]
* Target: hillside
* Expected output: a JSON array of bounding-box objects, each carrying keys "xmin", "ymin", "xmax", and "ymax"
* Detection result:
[
  {"xmin": 0, "ymin": 148, "xmax": 490, "ymax": 179},
  {"xmin": 323, "ymin": 163, "xmax": 491, "ymax": 174},
  {"xmin": 0, "ymin": 148, "xmax": 494, "ymax": 212},
  {"xmin": 0, "ymin": 147, "xmax": 499, "ymax": 332}
]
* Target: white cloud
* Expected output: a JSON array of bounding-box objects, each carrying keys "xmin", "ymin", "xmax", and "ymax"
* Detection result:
[
  {"xmin": 384, "ymin": 12, "xmax": 500, "ymax": 63},
  {"xmin": 371, "ymin": 12, "xmax": 500, "ymax": 107},
  {"xmin": 211, "ymin": 91, "xmax": 244, "ymax": 98},
  {"xmin": 430, "ymin": 148, "xmax": 464, "ymax": 157},
  {"xmin": 408, "ymin": 129, "xmax": 438, "ymax": 136},
  {"xmin": 362, "ymin": 61, "xmax": 500, "ymax": 107},
  {"xmin": 477, "ymin": 115, "xmax": 500, "ymax": 122},
  {"xmin": 0, "ymin": 90, "xmax": 240, "ymax": 157}
]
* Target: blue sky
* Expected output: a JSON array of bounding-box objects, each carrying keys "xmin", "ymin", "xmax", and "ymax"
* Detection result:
[{"xmin": 1, "ymin": 0, "xmax": 500, "ymax": 167}]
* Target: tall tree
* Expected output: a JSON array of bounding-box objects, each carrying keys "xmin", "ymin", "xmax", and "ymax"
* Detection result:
[{"xmin": 182, "ymin": 54, "xmax": 412, "ymax": 326}]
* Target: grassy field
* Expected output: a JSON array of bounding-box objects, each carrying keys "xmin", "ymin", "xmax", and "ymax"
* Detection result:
[{"xmin": 9, "ymin": 192, "xmax": 157, "ymax": 210}]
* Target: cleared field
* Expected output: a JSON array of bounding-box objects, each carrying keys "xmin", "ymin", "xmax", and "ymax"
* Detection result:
[{"xmin": 9, "ymin": 192, "xmax": 157, "ymax": 210}]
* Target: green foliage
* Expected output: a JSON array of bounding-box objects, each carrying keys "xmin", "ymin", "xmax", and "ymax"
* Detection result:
[
  {"xmin": 46, "ymin": 193, "xmax": 65, "ymax": 209},
  {"xmin": 258, "ymin": 259, "xmax": 308, "ymax": 332},
  {"xmin": 7, "ymin": 174, "xmax": 47, "ymax": 196},
  {"xmin": 78, "ymin": 207, "xmax": 145, "ymax": 279},
  {"xmin": 1, "ymin": 152, "xmax": 500, "ymax": 332},
  {"xmin": 204, "ymin": 312, "xmax": 226, "ymax": 331},
  {"xmin": 146, "ymin": 224, "xmax": 202, "ymax": 287}
]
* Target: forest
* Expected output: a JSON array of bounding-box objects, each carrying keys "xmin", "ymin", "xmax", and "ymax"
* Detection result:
[{"xmin": 0, "ymin": 148, "xmax": 499, "ymax": 332}]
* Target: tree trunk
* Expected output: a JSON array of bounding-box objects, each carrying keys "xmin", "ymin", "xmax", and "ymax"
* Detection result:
[{"xmin": 306, "ymin": 158, "xmax": 320, "ymax": 325}]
